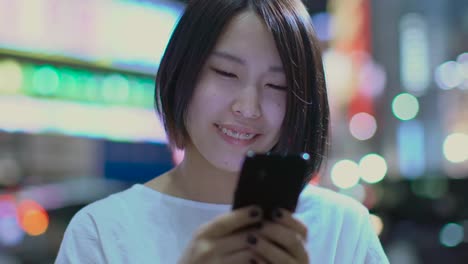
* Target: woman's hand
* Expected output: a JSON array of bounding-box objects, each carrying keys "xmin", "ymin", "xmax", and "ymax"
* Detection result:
[
  {"xmin": 248, "ymin": 209, "xmax": 309, "ymax": 264},
  {"xmin": 178, "ymin": 205, "xmax": 267, "ymax": 264}
]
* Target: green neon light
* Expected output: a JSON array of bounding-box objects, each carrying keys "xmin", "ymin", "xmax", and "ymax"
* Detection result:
[{"xmin": 0, "ymin": 59, "xmax": 155, "ymax": 109}]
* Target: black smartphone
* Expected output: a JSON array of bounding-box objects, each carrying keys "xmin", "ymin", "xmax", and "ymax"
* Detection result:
[{"xmin": 232, "ymin": 151, "xmax": 310, "ymax": 220}]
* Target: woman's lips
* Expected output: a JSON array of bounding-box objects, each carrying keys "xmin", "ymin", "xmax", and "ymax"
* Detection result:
[{"xmin": 214, "ymin": 124, "xmax": 261, "ymax": 146}]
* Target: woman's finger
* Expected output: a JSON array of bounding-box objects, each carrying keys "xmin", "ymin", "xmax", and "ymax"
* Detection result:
[
  {"xmin": 181, "ymin": 229, "xmax": 267, "ymax": 263},
  {"xmin": 257, "ymin": 221, "xmax": 309, "ymax": 262},
  {"xmin": 223, "ymin": 249, "xmax": 267, "ymax": 264},
  {"xmin": 271, "ymin": 208, "xmax": 308, "ymax": 241},
  {"xmin": 211, "ymin": 230, "xmax": 255, "ymax": 255},
  {"xmin": 247, "ymin": 232, "xmax": 297, "ymax": 264}
]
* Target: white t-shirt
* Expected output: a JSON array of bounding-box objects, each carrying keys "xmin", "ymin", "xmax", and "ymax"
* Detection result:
[{"xmin": 55, "ymin": 184, "xmax": 389, "ymax": 264}]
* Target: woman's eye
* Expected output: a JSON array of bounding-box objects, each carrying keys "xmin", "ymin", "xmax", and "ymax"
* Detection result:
[
  {"xmin": 211, "ymin": 68, "xmax": 237, "ymax": 78},
  {"xmin": 267, "ymin": 84, "xmax": 287, "ymax": 90}
]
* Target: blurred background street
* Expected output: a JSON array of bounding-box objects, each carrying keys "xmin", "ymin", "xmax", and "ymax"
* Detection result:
[{"xmin": 0, "ymin": 0, "xmax": 467, "ymax": 263}]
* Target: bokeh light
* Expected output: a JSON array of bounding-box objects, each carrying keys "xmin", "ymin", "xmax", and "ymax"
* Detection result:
[
  {"xmin": 0, "ymin": 197, "xmax": 24, "ymax": 246},
  {"xmin": 359, "ymin": 61, "xmax": 387, "ymax": 98},
  {"xmin": 172, "ymin": 148, "xmax": 185, "ymax": 165},
  {"xmin": 435, "ymin": 61, "xmax": 465, "ymax": 90},
  {"xmin": 370, "ymin": 214, "xmax": 384, "ymax": 236},
  {"xmin": 439, "ymin": 223, "xmax": 464, "ymax": 247},
  {"xmin": 83, "ymin": 75, "xmax": 100, "ymax": 102},
  {"xmin": 457, "ymin": 52, "xmax": 468, "ymax": 82},
  {"xmin": 102, "ymin": 74, "xmax": 130, "ymax": 103},
  {"xmin": 349, "ymin": 112, "xmax": 377, "ymax": 140},
  {"xmin": 399, "ymin": 13, "xmax": 430, "ymax": 95},
  {"xmin": 141, "ymin": 81, "xmax": 156, "ymax": 108},
  {"xmin": 331, "ymin": 160, "xmax": 360, "ymax": 189},
  {"xmin": 322, "ymin": 50, "xmax": 354, "ymax": 107},
  {"xmin": 443, "ymin": 133, "xmax": 468, "ymax": 163},
  {"xmin": 0, "ymin": 59, "xmax": 23, "ymax": 94},
  {"xmin": 398, "ymin": 120, "xmax": 425, "ymax": 179},
  {"xmin": 458, "ymin": 52, "xmax": 468, "ymax": 90},
  {"xmin": 359, "ymin": 153, "xmax": 388, "ymax": 184},
  {"xmin": 32, "ymin": 66, "xmax": 60, "ymax": 96},
  {"xmin": 392, "ymin": 93, "xmax": 419, "ymax": 121},
  {"xmin": 311, "ymin": 12, "xmax": 332, "ymax": 41},
  {"xmin": 411, "ymin": 178, "xmax": 448, "ymax": 200},
  {"xmin": 59, "ymin": 70, "xmax": 79, "ymax": 99},
  {"xmin": 17, "ymin": 200, "xmax": 49, "ymax": 236}
]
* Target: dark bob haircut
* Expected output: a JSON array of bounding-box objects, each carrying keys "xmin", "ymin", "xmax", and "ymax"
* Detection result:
[{"xmin": 155, "ymin": 0, "xmax": 330, "ymax": 183}]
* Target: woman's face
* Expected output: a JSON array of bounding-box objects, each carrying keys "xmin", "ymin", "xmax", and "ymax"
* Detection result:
[{"xmin": 185, "ymin": 11, "xmax": 287, "ymax": 172}]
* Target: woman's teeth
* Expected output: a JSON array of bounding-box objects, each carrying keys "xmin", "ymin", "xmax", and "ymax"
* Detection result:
[{"xmin": 218, "ymin": 126, "xmax": 255, "ymax": 140}]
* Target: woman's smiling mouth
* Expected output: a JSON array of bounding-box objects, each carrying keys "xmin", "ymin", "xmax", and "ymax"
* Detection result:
[{"xmin": 214, "ymin": 124, "xmax": 261, "ymax": 144}]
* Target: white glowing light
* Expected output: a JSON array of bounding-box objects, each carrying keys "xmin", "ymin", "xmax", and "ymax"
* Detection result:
[
  {"xmin": 399, "ymin": 13, "xmax": 430, "ymax": 95},
  {"xmin": 0, "ymin": 1, "xmax": 183, "ymax": 75},
  {"xmin": 0, "ymin": 59, "xmax": 23, "ymax": 94},
  {"xmin": 359, "ymin": 61, "xmax": 387, "ymax": 98},
  {"xmin": 392, "ymin": 93, "xmax": 419, "ymax": 121},
  {"xmin": 0, "ymin": 96, "xmax": 167, "ymax": 143},
  {"xmin": 457, "ymin": 53, "xmax": 468, "ymax": 78},
  {"xmin": 458, "ymin": 53, "xmax": 468, "ymax": 90},
  {"xmin": 349, "ymin": 112, "xmax": 377, "ymax": 140},
  {"xmin": 443, "ymin": 133, "xmax": 468, "ymax": 163},
  {"xmin": 359, "ymin": 154, "xmax": 388, "ymax": 184},
  {"xmin": 331, "ymin": 160, "xmax": 360, "ymax": 189},
  {"xmin": 435, "ymin": 61, "xmax": 464, "ymax": 90},
  {"xmin": 323, "ymin": 50, "xmax": 354, "ymax": 106}
]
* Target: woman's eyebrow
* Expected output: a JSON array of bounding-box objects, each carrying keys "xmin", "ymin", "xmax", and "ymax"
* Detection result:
[{"xmin": 212, "ymin": 51, "xmax": 284, "ymax": 73}]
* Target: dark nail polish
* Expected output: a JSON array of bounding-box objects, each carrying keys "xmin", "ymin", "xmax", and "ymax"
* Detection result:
[
  {"xmin": 247, "ymin": 234, "xmax": 257, "ymax": 245},
  {"xmin": 249, "ymin": 259, "xmax": 258, "ymax": 264},
  {"xmin": 249, "ymin": 208, "xmax": 260, "ymax": 218},
  {"xmin": 254, "ymin": 222, "xmax": 263, "ymax": 229},
  {"xmin": 273, "ymin": 209, "xmax": 283, "ymax": 219}
]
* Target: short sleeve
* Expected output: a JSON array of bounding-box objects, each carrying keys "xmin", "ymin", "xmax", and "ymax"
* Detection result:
[
  {"xmin": 55, "ymin": 210, "xmax": 107, "ymax": 264},
  {"xmin": 362, "ymin": 212, "xmax": 389, "ymax": 264}
]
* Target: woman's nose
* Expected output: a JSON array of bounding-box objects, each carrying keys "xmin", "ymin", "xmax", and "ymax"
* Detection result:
[{"xmin": 231, "ymin": 87, "xmax": 262, "ymax": 119}]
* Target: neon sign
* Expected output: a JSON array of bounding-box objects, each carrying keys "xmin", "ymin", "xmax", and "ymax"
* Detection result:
[{"xmin": 0, "ymin": 0, "xmax": 183, "ymax": 74}]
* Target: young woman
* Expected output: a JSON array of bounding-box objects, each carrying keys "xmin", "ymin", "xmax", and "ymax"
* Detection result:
[{"xmin": 56, "ymin": 0, "xmax": 389, "ymax": 263}]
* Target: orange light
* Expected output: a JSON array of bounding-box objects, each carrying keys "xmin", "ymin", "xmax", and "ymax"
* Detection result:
[
  {"xmin": 309, "ymin": 173, "xmax": 321, "ymax": 185},
  {"xmin": 17, "ymin": 200, "xmax": 49, "ymax": 236}
]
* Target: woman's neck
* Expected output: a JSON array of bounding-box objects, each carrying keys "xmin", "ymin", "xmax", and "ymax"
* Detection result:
[{"xmin": 146, "ymin": 148, "xmax": 240, "ymax": 204}]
